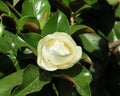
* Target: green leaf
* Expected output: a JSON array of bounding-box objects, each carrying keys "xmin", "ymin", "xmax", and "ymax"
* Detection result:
[
  {"xmin": 62, "ymin": 0, "xmax": 71, "ymax": 6},
  {"xmin": 0, "ymin": 0, "xmax": 10, "ymax": 14},
  {"xmin": 0, "ymin": 70, "xmax": 23, "ymax": 96},
  {"xmin": 83, "ymin": 0, "xmax": 97, "ymax": 5},
  {"xmin": 17, "ymin": 16, "xmax": 40, "ymax": 33},
  {"xmin": 70, "ymin": 25, "xmax": 90, "ymax": 35},
  {"xmin": 107, "ymin": 0, "xmax": 118, "ymax": 5},
  {"xmin": 107, "ymin": 21, "xmax": 120, "ymax": 41},
  {"xmin": 0, "ymin": 37, "xmax": 13, "ymax": 53},
  {"xmin": 53, "ymin": 64, "xmax": 92, "ymax": 96},
  {"xmin": 13, "ymin": 64, "xmax": 51, "ymax": 96},
  {"xmin": 115, "ymin": 3, "xmax": 120, "ymax": 18},
  {"xmin": 19, "ymin": 32, "xmax": 42, "ymax": 49},
  {"xmin": 13, "ymin": 0, "xmax": 20, "ymax": 6},
  {"xmin": 0, "ymin": 22, "xmax": 4, "ymax": 37},
  {"xmin": 79, "ymin": 33, "xmax": 108, "ymax": 63},
  {"xmin": 22, "ymin": 0, "xmax": 50, "ymax": 29},
  {"xmin": 73, "ymin": 66, "xmax": 92, "ymax": 96},
  {"xmin": 42, "ymin": 10, "xmax": 70, "ymax": 36}
]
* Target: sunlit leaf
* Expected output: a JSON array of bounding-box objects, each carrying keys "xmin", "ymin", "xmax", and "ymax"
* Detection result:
[
  {"xmin": 42, "ymin": 10, "xmax": 70, "ymax": 36},
  {"xmin": 0, "ymin": 22, "xmax": 4, "ymax": 37},
  {"xmin": 22, "ymin": 0, "xmax": 50, "ymax": 29}
]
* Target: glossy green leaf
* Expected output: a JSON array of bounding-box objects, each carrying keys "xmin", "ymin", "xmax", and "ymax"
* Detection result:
[
  {"xmin": 17, "ymin": 16, "xmax": 40, "ymax": 33},
  {"xmin": 0, "ymin": 70, "xmax": 23, "ymax": 96},
  {"xmin": 73, "ymin": 66, "xmax": 92, "ymax": 96},
  {"xmin": 42, "ymin": 10, "xmax": 70, "ymax": 36},
  {"xmin": 70, "ymin": 25, "xmax": 90, "ymax": 35},
  {"xmin": 0, "ymin": 0, "xmax": 10, "ymax": 14},
  {"xmin": 22, "ymin": 0, "xmax": 50, "ymax": 29},
  {"xmin": 79, "ymin": 33, "xmax": 108, "ymax": 63},
  {"xmin": 53, "ymin": 64, "xmax": 92, "ymax": 96},
  {"xmin": 0, "ymin": 22, "xmax": 4, "ymax": 37},
  {"xmin": 13, "ymin": 64, "xmax": 51, "ymax": 96}
]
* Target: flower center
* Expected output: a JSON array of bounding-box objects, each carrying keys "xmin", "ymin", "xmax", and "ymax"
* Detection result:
[{"xmin": 49, "ymin": 40, "xmax": 71, "ymax": 56}]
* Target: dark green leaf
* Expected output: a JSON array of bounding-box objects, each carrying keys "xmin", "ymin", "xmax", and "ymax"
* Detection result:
[
  {"xmin": 19, "ymin": 32, "xmax": 42, "ymax": 49},
  {"xmin": 0, "ymin": 0, "xmax": 10, "ymax": 14},
  {"xmin": 22, "ymin": 0, "xmax": 50, "ymax": 29},
  {"xmin": 13, "ymin": 64, "xmax": 51, "ymax": 96},
  {"xmin": 42, "ymin": 10, "xmax": 70, "ymax": 36},
  {"xmin": 0, "ymin": 70, "xmax": 23, "ymax": 96}
]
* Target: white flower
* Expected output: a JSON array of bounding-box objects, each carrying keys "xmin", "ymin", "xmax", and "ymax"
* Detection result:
[{"xmin": 37, "ymin": 32, "xmax": 82, "ymax": 71}]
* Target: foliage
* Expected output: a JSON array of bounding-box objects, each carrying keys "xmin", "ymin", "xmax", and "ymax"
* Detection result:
[{"xmin": 0, "ymin": 0, "xmax": 120, "ymax": 96}]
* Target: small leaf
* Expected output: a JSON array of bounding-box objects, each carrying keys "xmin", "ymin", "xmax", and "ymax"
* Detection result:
[
  {"xmin": 13, "ymin": 64, "xmax": 51, "ymax": 96},
  {"xmin": 42, "ymin": 10, "xmax": 70, "ymax": 36},
  {"xmin": 0, "ymin": 70, "xmax": 23, "ymax": 96},
  {"xmin": 22, "ymin": 0, "xmax": 50, "ymax": 29}
]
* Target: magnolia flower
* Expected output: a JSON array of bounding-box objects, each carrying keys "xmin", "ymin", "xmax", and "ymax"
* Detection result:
[{"xmin": 37, "ymin": 32, "xmax": 82, "ymax": 71}]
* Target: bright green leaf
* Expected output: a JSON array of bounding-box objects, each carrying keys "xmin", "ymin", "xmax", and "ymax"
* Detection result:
[
  {"xmin": 0, "ymin": 70, "xmax": 23, "ymax": 96},
  {"xmin": 22, "ymin": 0, "xmax": 50, "ymax": 29},
  {"xmin": 42, "ymin": 10, "xmax": 70, "ymax": 36},
  {"xmin": 0, "ymin": 22, "xmax": 4, "ymax": 37},
  {"xmin": 115, "ymin": 3, "xmax": 120, "ymax": 18},
  {"xmin": 13, "ymin": 64, "xmax": 51, "ymax": 96}
]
